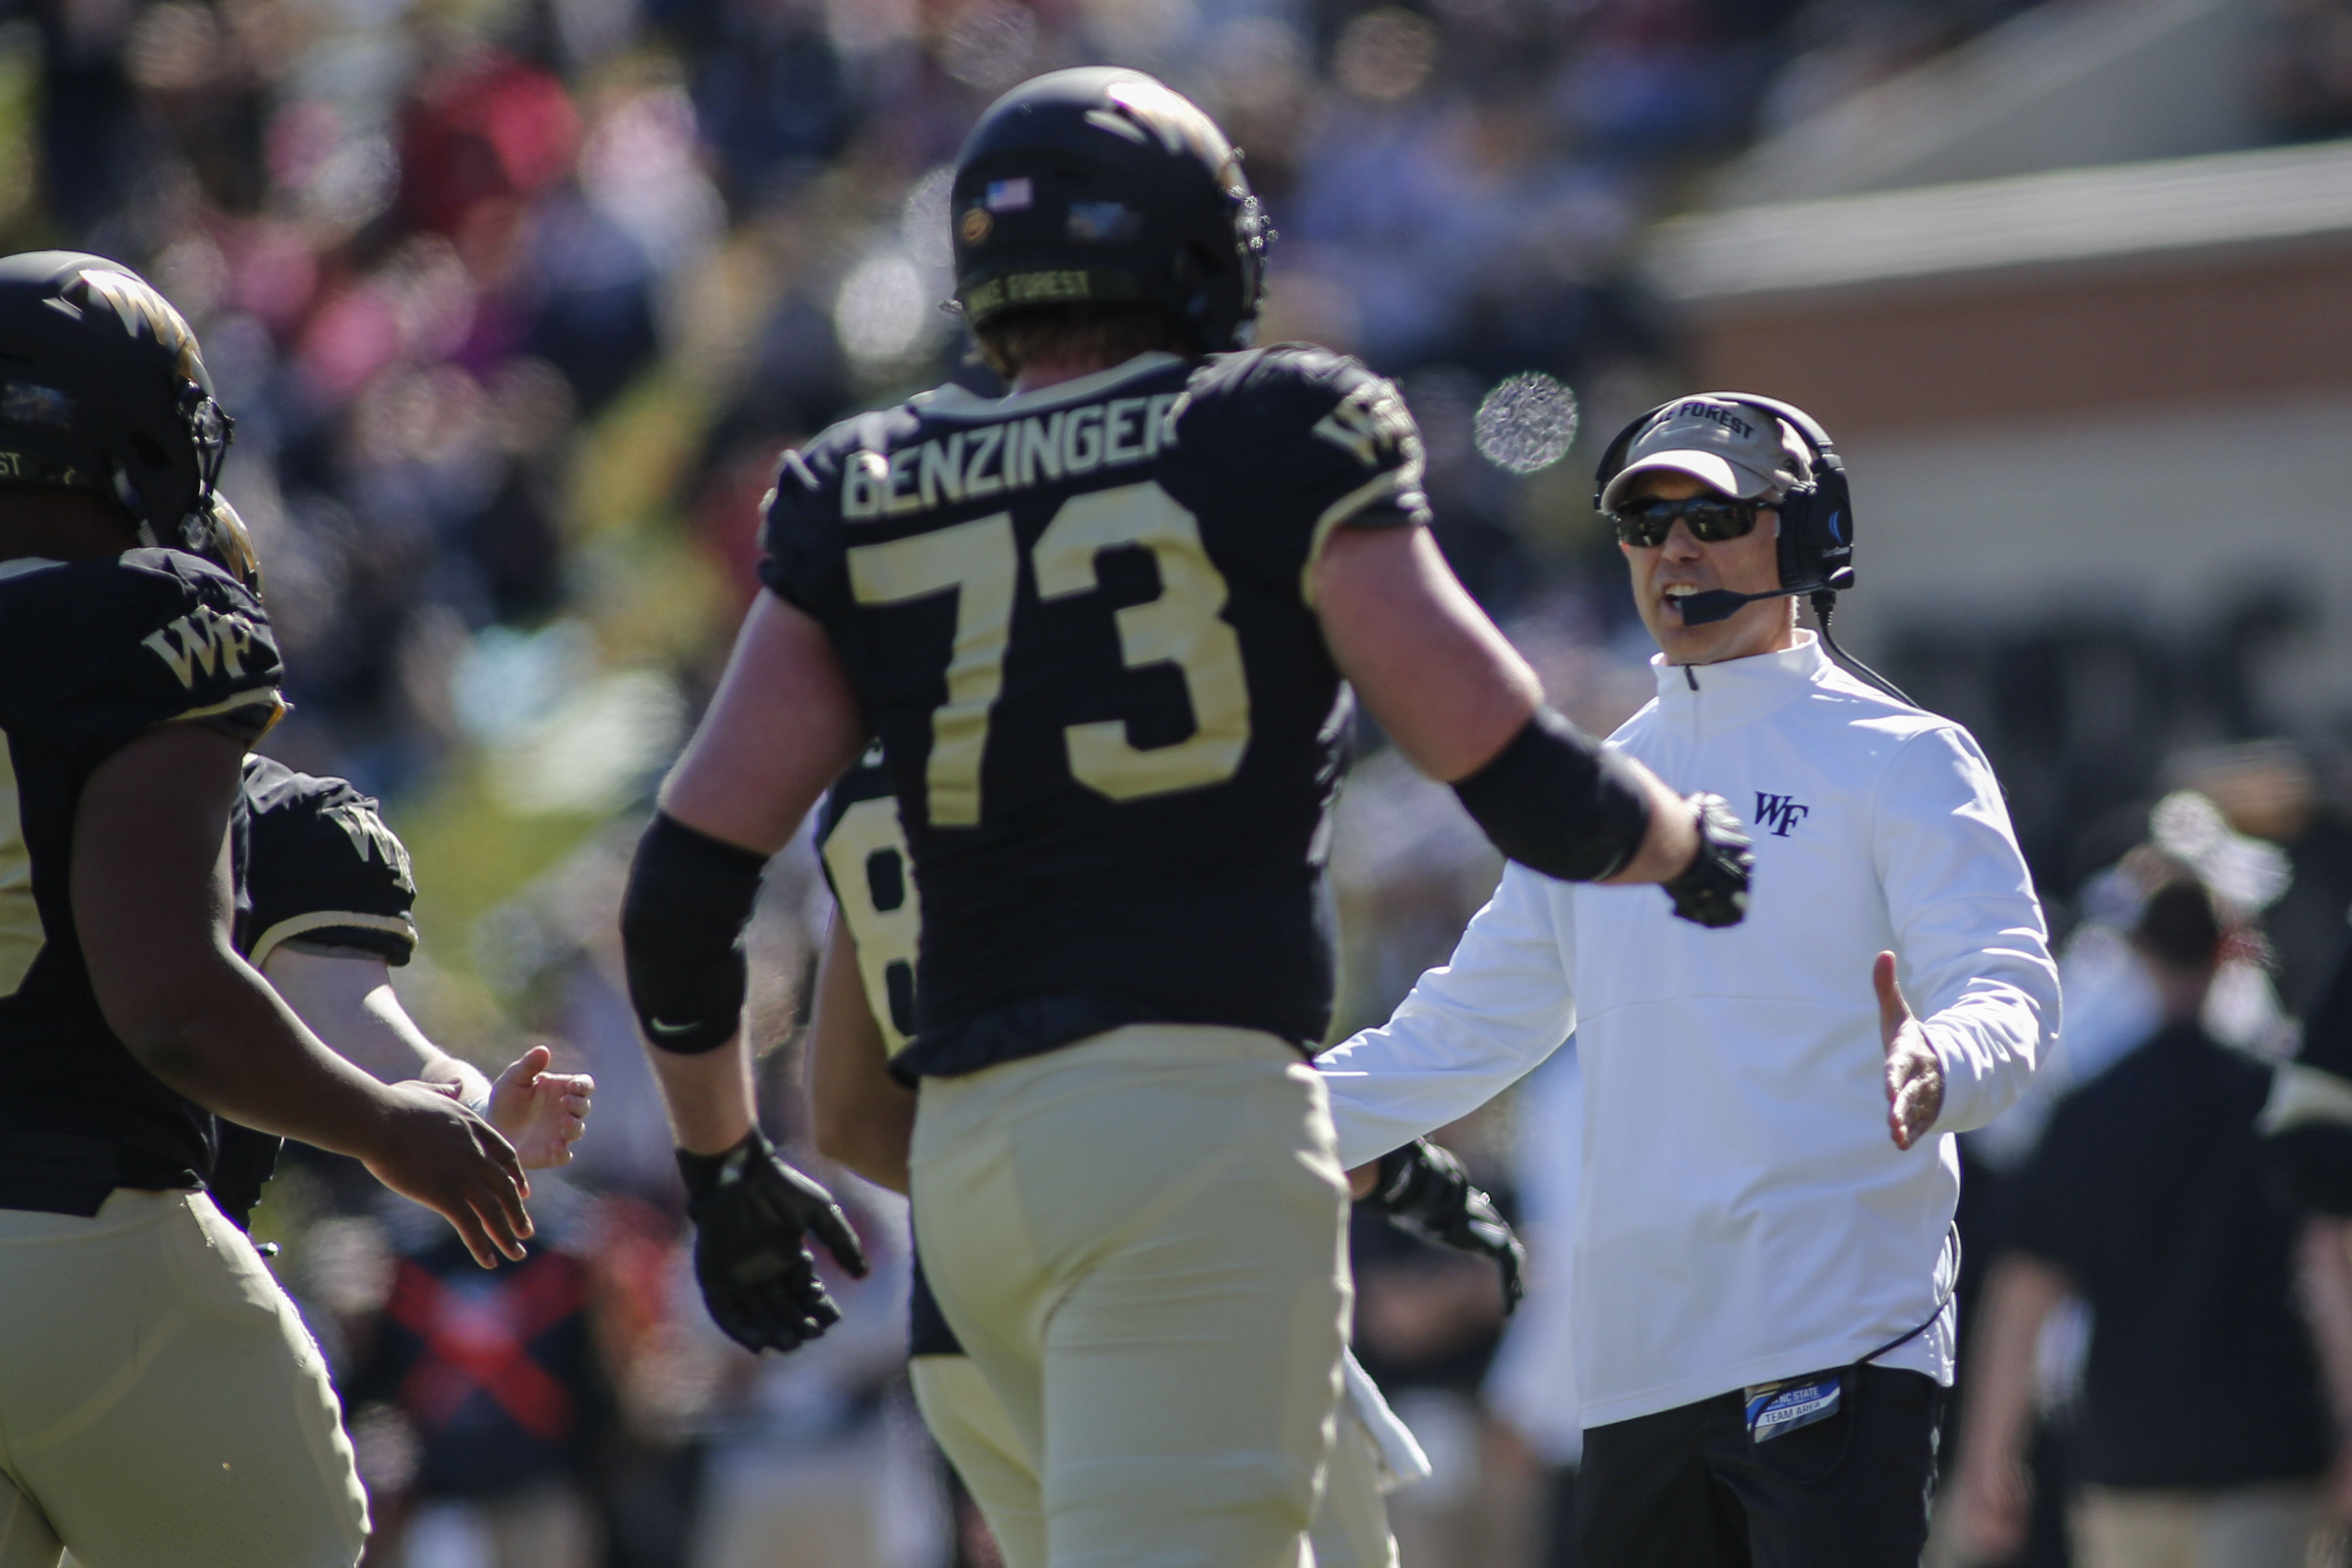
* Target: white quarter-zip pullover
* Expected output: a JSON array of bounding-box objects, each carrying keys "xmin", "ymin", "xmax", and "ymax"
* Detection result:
[{"xmin": 1320, "ymin": 632, "xmax": 2058, "ymax": 1427}]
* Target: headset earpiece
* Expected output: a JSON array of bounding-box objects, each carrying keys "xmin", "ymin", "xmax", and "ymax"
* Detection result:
[{"xmin": 1693, "ymin": 392, "xmax": 1854, "ymax": 596}]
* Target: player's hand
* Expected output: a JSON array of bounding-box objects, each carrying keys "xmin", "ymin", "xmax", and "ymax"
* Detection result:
[
  {"xmin": 1662, "ymin": 793, "xmax": 1752, "ymax": 928},
  {"xmin": 1945, "ymin": 1451, "xmax": 2032, "ymax": 1563},
  {"xmin": 678, "ymin": 1129, "xmax": 869, "ymax": 1354},
  {"xmin": 1878, "ymin": 952, "xmax": 1943, "ymax": 1150},
  {"xmin": 486, "ymin": 1045, "xmax": 595, "ymax": 1170},
  {"xmin": 360, "ymin": 1081, "xmax": 533, "ymax": 1268},
  {"xmin": 1362, "ymin": 1138, "xmax": 1526, "ymax": 1314}
]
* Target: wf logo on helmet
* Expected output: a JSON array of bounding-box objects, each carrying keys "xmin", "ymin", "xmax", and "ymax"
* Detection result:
[
  {"xmin": 1753, "ymin": 793, "xmax": 1810, "ymax": 837},
  {"xmin": 67, "ymin": 269, "xmax": 206, "ymax": 383}
]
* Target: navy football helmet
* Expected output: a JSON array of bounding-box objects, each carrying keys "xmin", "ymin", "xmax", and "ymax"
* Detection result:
[
  {"xmin": 950, "ymin": 68, "xmax": 1272, "ymax": 356},
  {"xmin": 0, "ymin": 250, "xmax": 254, "ymax": 589}
]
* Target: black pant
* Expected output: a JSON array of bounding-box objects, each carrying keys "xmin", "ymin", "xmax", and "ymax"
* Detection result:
[{"xmin": 1579, "ymin": 1365, "xmax": 1944, "ymax": 1568}]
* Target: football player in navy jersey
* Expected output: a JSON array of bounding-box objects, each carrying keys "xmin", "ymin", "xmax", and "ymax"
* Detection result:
[
  {"xmin": 0, "ymin": 252, "xmax": 531, "ymax": 1568},
  {"xmin": 621, "ymin": 70, "xmax": 1751, "ymax": 1567}
]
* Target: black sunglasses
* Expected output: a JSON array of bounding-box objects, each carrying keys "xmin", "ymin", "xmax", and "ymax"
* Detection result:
[{"xmin": 1611, "ymin": 494, "xmax": 1764, "ymax": 548}]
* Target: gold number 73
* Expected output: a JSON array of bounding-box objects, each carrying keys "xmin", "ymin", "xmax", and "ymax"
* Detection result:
[{"xmin": 846, "ymin": 480, "xmax": 1252, "ymax": 827}]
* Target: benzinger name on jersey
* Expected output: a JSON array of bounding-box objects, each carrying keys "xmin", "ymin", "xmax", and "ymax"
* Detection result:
[
  {"xmin": 842, "ymin": 393, "xmax": 1184, "ymax": 521},
  {"xmin": 143, "ymin": 603, "xmax": 263, "ymax": 688}
]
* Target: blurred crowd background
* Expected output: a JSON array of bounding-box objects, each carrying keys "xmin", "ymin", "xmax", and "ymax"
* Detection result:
[{"xmin": 10, "ymin": 0, "xmax": 2352, "ymax": 1561}]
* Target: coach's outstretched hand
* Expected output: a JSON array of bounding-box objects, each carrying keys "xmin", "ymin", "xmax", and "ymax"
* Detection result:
[
  {"xmin": 1365, "ymin": 1138, "xmax": 1526, "ymax": 1314},
  {"xmin": 678, "ymin": 1128, "xmax": 869, "ymax": 1354},
  {"xmin": 1878, "ymin": 952, "xmax": 1945, "ymax": 1150},
  {"xmin": 1662, "ymin": 793, "xmax": 1753, "ymax": 929}
]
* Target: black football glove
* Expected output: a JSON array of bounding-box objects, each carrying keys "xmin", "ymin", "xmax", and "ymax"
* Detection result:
[
  {"xmin": 1663, "ymin": 792, "xmax": 1753, "ymax": 929},
  {"xmin": 1363, "ymin": 1138, "xmax": 1526, "ymax": 1315},
  {"xmin": 677, "ymin": 1129, "xmax": 868, "ymax": 1355}
]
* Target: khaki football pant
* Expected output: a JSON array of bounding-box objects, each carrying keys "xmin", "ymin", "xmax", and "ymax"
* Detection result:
[
  {"xmin": 911, "ymin": 1025, "xmax": 1352, "ymax": 1568},
  {"xmin": 2072, "ymin": 1482, "xmax": 2325, "ymax": 1568},
  {"xmin": 911, "ymin": 1356, "xmax": 1045, "ymax": 1568},
  {"xmin": 912, "ymin": 1354, "xmax": 1397, "ymax": 1568},
  {"xmin": 0, "ymin": 1189, "xmax": 367, "ymax": 1568}
]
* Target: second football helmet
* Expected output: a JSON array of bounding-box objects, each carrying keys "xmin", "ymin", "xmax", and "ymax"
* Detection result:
[{"xmin": 949, "ymin": 68, "xmax": 1271, "ymax": 356}]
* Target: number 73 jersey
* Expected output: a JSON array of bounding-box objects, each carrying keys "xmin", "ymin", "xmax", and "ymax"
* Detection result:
[{"xmin": 763, "ymin": 346, "xmax": 1429, "ymax": 1079}]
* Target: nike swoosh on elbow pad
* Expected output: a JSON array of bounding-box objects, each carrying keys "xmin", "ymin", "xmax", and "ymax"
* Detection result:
[{"xmin": 648, "ymin": 1019, "xmax": 703, "ymax": 1038}]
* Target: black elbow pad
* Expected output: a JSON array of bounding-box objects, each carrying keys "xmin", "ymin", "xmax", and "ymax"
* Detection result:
[
  {"xmin": 621, "ymin": 813, "xmax": 768, "ymax": 1055},
  {"xmin": 1452, "ymin": 707, "xmax": 1651, "ymax": 882}
]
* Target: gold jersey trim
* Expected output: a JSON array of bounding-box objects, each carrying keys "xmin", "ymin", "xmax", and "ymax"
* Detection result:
[
  {"xmin": 0, "ymin": 742, "xmax": 41, "ymax": 998},
  {"xmin": 172, "ymin": 686, "xmax": 287, "ymax": 743},
  {"xmin": 1299, "ymin": 468, "xmax": 1412, "ymax": 609},
  {"xmin": 249, "ymin": 910, "xmax": 418, "ymax": 969}
]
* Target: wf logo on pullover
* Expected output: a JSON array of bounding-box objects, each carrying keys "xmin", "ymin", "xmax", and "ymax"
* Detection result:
[{"xmin": 1754, "ymin": 794, "xmax": 1811, "ymax": 837}]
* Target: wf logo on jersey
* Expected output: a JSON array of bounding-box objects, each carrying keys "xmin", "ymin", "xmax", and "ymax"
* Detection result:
[
  {"xmin": 327, "ymin": 802, "xmax": 417, "ymax": 893},
  {"xmin": 1754, "ymin": 793, "xmax": 1811, "ymax": 837},
  {"xmin": 143, "ymin": 604, "xmax": 260, "ymax": 687},
  {"xmin": 1312, "ymin": 379, "xmax": 1421, "ymax": 473}
]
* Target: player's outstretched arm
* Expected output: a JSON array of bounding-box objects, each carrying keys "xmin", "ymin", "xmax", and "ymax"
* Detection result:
[
  {"xmin": 73, "ymin": 723, "xmax": 532, "ymax": 1267},
  {"xmin": 807, "ymin": 919, "xmax": 915, "ymax": 1195},
  {"xmin": 1359, "ymin": 1138, "xmax": 1527, "ymax": 1313},
  {"xmin": 1311, "ymin": 524, "xmax": 1750, "ymax": 926},
  {"xmin": 261, "ymin": 948, "xmax": 593, "ymax": 1170},
  {"xmin": 623, "ymin": 593, "xmax": 870, "ymax": 1354}
]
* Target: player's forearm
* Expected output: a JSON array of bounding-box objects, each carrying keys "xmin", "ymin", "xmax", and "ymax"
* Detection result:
[
  {"xmin": 71, "ymin": 723, "xmax": 406, "ymax": 1161},
  {"xmin": 341, "ymin": 985, "xmax": 492, "ymax": 1104},
  {"xmin": 261, "ymin": 948, "xmax": 492, "ymax": 1104},
  {"xmin": 807, "ymin": 922, "xmax": 915, "ymax": 1192},
  {"xmin": 115, "ymin": 950, "xmax": 405, "ymax": 1158},
  {"xmin": 1954, "ymin": 1254, "xmax": 2068, "ymax": 1480},
  {"xmin": 1598, "ymin": 764, "xmax": 1698, "ymax": 884},
  {"xmin": 648, "ymin": 1038, "xmax": 759, "ymax": 1157},
  {"xmin": 2295, "ymin": 1218, "xmax": 2352, "ymax": 1437},
  {"xmin": 813, "ymin": 1100, "xmax": 913, "ymax": 1193}
]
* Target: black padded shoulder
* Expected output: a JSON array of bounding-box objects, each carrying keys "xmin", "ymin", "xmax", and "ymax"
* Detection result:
[
  {"xmin": 754, "ymin": 408, "xmax": 923, "ymax": 616},
  {"xmin": 0, "ymin": 548, "xmax": 282, "ymax": 767},
  {"xmin": 1169, "ymin": 345, "xmax": 1431, "ymax": 566},
  {"xmin": 237, "ymin": 753, "xmax": 418, "ymax": 967}
]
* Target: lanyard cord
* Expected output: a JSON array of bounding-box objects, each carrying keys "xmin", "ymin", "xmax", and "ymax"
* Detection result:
[
  {"xmin": 1859, "ymin": 1222, "xmax": 1962, "ymax": 1368},
  {"xmin": 1742, "ymin": 1223, "xmax": 1962, "ymax": 1445}
]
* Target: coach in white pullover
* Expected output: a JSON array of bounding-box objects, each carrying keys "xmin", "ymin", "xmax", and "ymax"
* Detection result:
[{"xmin": 1321, "ymin": 396, "xmax": 2058, "ymax": 1568}]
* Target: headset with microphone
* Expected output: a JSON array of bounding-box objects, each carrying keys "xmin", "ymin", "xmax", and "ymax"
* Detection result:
[{"xmin": 1594, "ymin": 392, "xmax": 1909, "ymax": 703}]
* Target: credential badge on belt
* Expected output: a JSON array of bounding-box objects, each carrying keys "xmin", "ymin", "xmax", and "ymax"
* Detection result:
[{"xmin": 1743, "ymin": 1373, "xmax": 1841, "ymax": 1442}]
